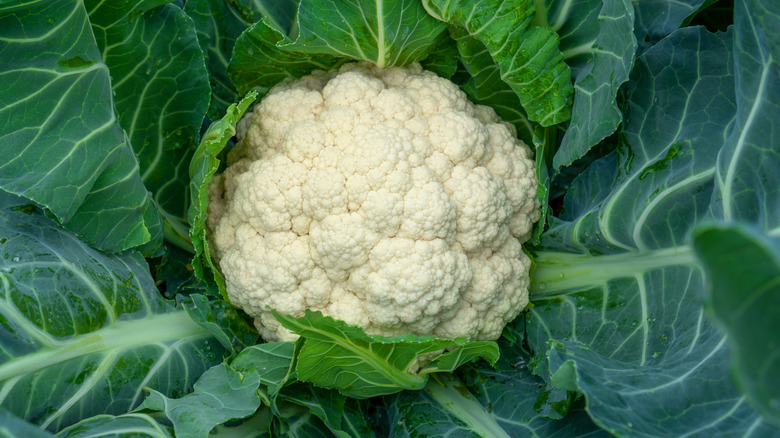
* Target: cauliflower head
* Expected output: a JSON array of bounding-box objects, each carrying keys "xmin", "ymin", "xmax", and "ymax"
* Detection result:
[{"xmin": 208, "ymin": 63, "xmax": 540, "ymax": 342}]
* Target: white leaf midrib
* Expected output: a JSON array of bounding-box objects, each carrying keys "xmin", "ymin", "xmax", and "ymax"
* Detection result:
[{"xmin": 375, "ymin": 0, "xmax": 386, "ymax": 67}]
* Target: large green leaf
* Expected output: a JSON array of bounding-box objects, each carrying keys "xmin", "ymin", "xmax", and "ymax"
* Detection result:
[
  {"xmin": 422, "ymin": 0, "xmax": 573, "ymax": 127},
  {"xmin": 0, "ymin": 1, "xmax": 160, "ymax": 253},
  {"xmin": 228, "ymin": 0, "xmax": 448, "ymax": 96},
  {"xmin": 693, "ymin": 224, "xmax": 780, "ymax": 427},
  {"xmin": 281, "ymin": 0, "xmax": 447, "ymax": 68},
  {"xmin": 712, "ymin": 0, "xmax": 780, "ymax": 230},
  {"xmin": 532, "ymin": 0, "xmax": 637, "ymax": 169},
  {"xmin": 0, "ymin": 209, "xmax": 225, "ymax": 431},
  {"xmin": 86, "ymin": 0, "xmax": 210, "ymax": 250},
  {"xmin": 527, "ymin": 26, "xmax": 779, "ymax": 436},
  {"xmin": 695, "ymin": 2, "xmax": 780, "ymax": 424},
  {"xmin": 275, "ymin": 311, "xmax": 499, "ymax": 399}
]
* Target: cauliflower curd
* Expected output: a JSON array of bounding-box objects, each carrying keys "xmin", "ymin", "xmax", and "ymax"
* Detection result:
[{"xmin": 208, "ymin": 63, "xmax": 541, "ymax": 342}]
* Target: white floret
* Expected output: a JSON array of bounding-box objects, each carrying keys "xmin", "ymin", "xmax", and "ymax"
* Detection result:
[
  {"xmin": 398, "ymin": 167, "xmax": 457, "ymax": 241},
  {"xmin": 207, "ymin": 62, "xmax": 540, "ymax": 342},
  {"xmin": 234, "ymin": 88, "xmax": 325, "ymax": 162},
  {"xmin": 230, "ymin": 156, "xmax": 308, "ymax": 233},
  {"xmin": 351, "ymin": 238, "xmax": 470, "ymax": 335},
  {"xmin": 322, "ymin": 70, "xmax": 383, "ymax": 110},
  {"xmin": 301, "ymin": 167, "xmax": 348, "ymax": 220},
  {"xmin": 445, "ymin": 166, "xmax": 513, "ymax": 252},
  {"xmin": 309, "ymin": 213, "xmax": 379, "ymax": 281},
  {"xmin": 428, "ymin": 110, "xmax": 492, "ymax": 166},
  {"xmin": 282, "ymin": 120, "xmax": 334, "ymax": 167}
]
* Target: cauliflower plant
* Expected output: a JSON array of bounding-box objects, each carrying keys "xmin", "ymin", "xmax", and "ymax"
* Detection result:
[{"xmin": 208, "ymin": 63, "xmax": 540, "ymax": 342}]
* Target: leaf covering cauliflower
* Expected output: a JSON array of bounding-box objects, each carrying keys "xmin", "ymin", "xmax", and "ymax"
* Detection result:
[{"xmin": 208, "ymin": 63, "xmax": 540, "ymax": 342}]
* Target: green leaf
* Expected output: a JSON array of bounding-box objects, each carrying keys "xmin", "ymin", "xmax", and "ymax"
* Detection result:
[
  {"xmin": 531, "ymin": 125, "xmax": 555, "ymax": 244},
  {"xmin": 424, "ymin": 340, "xmax": 499, "ymax": 374},
  {"xmin": 408, "ymin": 374, "xmax": 513, "ymax": 438},
  {"xmin": 0, "ymin": 190, "xmax": 36, "ymax": 211},
  {"xmin": 450, "ymin": 29, "xmax": 534, "ymax": 145},
  {"xmin": 0, "ymin": 209, "xmax": 225, "ymax": 431},
  {"xmin": 383, "ymin": 365, "xmax": 605, "ymax": 437},
  {"xmin": 281, "ymin": 0, "xmax": 448, "ymax": 68},
  {"xmin": 228, "ymin": 0, "xmax": 448, "ymax": 95},
  {"xmin": 150, "ymin": 245, "xmax": 201, "ymax": 298},
  {"xmin": 422, "ymin": 0, "xmax": 573, "ymax": 126},
  {"xmin": 0, "ymin": 408, "xmax": 55, "ymax": 438},
  {"xmin": 270, "ymin": 402, "xmax": 335, "ymax": 438},
  {"xmin": 693, "ymin": 224, "xmax": 780, "ymax": 427},
  {"xmin": 57, "ymin": 413, "xmax": 173, "ymax": 438},
  {"xmin": 183, "ymin": 0, "xmax": 256, "ymax": 119},
  {"xmin": 632, "ymin": 0, "xmax": 708, "ymax": 44},
  {"xmin": 135, "ymin": 199, "xmax": 165, "ymax": 257},
  {"xmin": 274, "ymin": 310, "xmax": 497, "ymax": 399},
  {"xmin": 542, "ymin": 0, "xmax": 637, "ymax": 169},
  {"xmin": 230, "ymin": 342, "xmax": 297, "ymax": 406},
  {"xmin": 86, "ymin": 0, "xmax": 210, "ymax": 251},
  {"xmin": 694, "ymin": 1, "xmax": 780, "ymax": 426},
  {"xmin": 209, "ymin": 408, "xmax": 273, "ymax": 438},
  {"xmin": 417, "ymin": 32, "xmax": 459, "ymax": 79},
  {"xmin": 227, "ymin": 20, "xmax": 345, "ymax": 97},
  {"xmin": 182, "ymin": 294, "xmax": 259, "ymax": 357},
  {"xmin": 231, "ymin": 343, "xmax": 363, "ymax": 437},
  {"xmin": 0, "ymin": 2, "xmax": 161, "ymax": 252},
  {"xmin": 339, "ymin": 399, "xmax": 376, "ymax": 438},
  {"xmin": 276, "ymin": 383, "xmax": 351, "ymax": 438},
  {"xmin": 137, "ymin": 363, "xmax": 263, "ymax": 438},
  {"xmin": 188, "ymin": 92, "xmax": 257, "ymax": 292},
  {"xmin": 712, "ymin": 0, "xmax": 780, "ymax": 230},
  {"xmin": 527, "ymin": 26, "xmax": 780, "ymax": 435},
  {"xmin": 533, "ymin": 381, "xmax": 577, "ymax": 420},
  {"xmin": 244, "ymin": 0, "xmax": 298, "ymax": 35}
]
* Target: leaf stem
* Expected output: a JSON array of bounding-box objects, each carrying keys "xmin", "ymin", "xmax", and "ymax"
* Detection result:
[
  {"xmin": 425, "ymin": 374, "xmax": 511, "ymax": 438},
  {"xmin": 161, "ymin": 212, "xmax": 194, "ymax": 253},
  {"xmin": 532, "ymin": 0, "xmax": 549, "ymax": 28},
  {"xmin": 0, "ymin": 311, "xmax": 211, "ymax": 383},
  {"xmin": 530, "ymin": 246, "xmax": 698, "ymax": 295}
]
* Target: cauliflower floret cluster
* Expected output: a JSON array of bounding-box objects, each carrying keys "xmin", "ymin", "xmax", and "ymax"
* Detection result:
[{"xmin": 208, "ymin": 63, "xmax": 540, "ymax": 342}]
